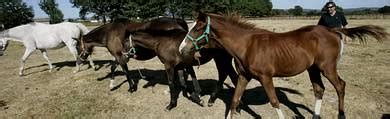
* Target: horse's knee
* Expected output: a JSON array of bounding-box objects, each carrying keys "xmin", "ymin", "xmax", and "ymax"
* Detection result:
[
  {"xmin": 336, "ymin": 77, "xmax": 346, "ymax": 93},
  {"xmin": 314, "ymin": 87, "xmax": 325, "ymax": 98}
]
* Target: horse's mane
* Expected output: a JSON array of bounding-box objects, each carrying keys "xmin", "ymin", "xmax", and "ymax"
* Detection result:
[
  {"xmin": 85, "ymin": 24, "xmax": 108, "ymax": 36},
  {"xmin": 207, "ymin": 13, "xmax": 258, "ymax": 31},
  {"xmin": 131, "ymin": 17, "xmax": 188, "ymax": 36},
  {"xmin": 144, "ymin": 17, "xmax": 188, "ymax": 32}
]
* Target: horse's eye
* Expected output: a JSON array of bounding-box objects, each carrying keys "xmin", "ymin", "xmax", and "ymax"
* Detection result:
[{"xmin": 194, "ymin": 28, "xmax": 199, "ymax": 32}]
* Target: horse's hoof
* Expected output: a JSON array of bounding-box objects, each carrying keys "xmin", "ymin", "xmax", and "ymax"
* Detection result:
[
  {"xmin": 190, "ymin": 94, "xmax": 203, "ymax": 106},
  {"xmin": 164, "ymin": 103, "xmax": 177, "ymax": 111},
  {"xmin": 312, "ymin": 115, "xmax": 320, "ymax": 119},
  {"xmin": 199, "ymin": 100, "xmax": 205, "ymax": 107},
  {"xmin": 182, "ymin": 91, "xmax": 189, "ymax": 98},
  {"xmin": 128, "ymin": 86, "xmax": 137, "ymax": 93},
  {"xmin": 338, "ymin": 114, "xmax": 345, "ymax": 119},
  {"xmin": 207, "ymin": 102, "xmax": 214, "ymax": 107}
]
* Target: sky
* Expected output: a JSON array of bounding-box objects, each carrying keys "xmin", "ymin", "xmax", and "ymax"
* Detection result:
[{"xmin": 24, "ymin": 0, "xmax": 390, "ymax": 19}]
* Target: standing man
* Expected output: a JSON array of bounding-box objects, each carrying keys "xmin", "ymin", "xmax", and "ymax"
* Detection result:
[{"xmin": 318, "ymin": 2, "xmax": 348, "ymax": 28}]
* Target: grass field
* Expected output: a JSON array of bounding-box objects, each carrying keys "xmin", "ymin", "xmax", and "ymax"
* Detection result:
[{"xmin": 0, "ymin": 19, "xmax": 389, "ymax": 118}]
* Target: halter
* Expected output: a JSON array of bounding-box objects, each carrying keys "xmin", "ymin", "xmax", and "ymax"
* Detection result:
[
  {"xmin": 78, "ymin": 37, "xmax": 89, "ymax": 58},
  {"xmin": 124, "ymin": 35, "xmax": 137, "ymax": 58},
  {"xmin": 185, "ymin": 16, "xmax": 211, "ymax": 50}
]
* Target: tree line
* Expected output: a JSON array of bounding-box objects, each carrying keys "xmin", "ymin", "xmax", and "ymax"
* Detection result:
[{"xmin": 1, "ymin": 0, "xmax": 390, "ymax": 30}]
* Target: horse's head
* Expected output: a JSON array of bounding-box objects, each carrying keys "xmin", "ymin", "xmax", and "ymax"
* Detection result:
[
  {"xmin": 75, "ymin": 36, "xmax": 93, "ymax": 62},
  {"xmin": 179, "ymin": 12, "xmax": 218, "ymax": 61},
  {"xmin": 0, "ymin": 38, "xmax": 9, "ymax": 56}
]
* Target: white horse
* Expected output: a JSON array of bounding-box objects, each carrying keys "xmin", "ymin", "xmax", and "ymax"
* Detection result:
[{"xmin": 0, "ymin": 22, "xmax": 95, "ymax": 76}]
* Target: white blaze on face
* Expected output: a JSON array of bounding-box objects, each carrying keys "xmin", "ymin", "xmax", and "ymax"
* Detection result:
[{"xmin": 179, "ymin": 21, "xmax": 197, "ymax": 54}]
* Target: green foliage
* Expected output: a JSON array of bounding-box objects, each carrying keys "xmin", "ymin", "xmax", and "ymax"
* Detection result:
[
  {"xmin": 70, "ymin": 0, "xmax": 273, "ymax": 21},
  {"xmin": 0, "ymin": 0, "xmax": 34, "ymax": 29},
  {"xmin": 39, "ymin": 0, "xmax": 64, "ymax": 24},
  {"xmin": 70, "ymin": 0, "xmax": 129, "ymax": 23},
  {"xmin": 378, "ymin": 6, "xmax": 390, "ymax": 14},
  {"xmin": 306, "ymin": 10, "xmax": 321, "ymax": 16},
  {"xmin": 288, "ymin": 5, "xmax": 303, "ymax": 16}
]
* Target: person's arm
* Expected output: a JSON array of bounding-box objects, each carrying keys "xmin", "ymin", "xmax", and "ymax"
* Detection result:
[
  {"xmin": 318, "ymin": 15, "xmax": 325, "ymax": 26},
  {"xmin": 340, "ymin": 13, "xmax": 348, "ymax": 28}
]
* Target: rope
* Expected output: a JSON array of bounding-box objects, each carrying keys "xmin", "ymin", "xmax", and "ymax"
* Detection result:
[{"xmin": 126, "ymin": 35, "xmax": 146, "ymax": 79}]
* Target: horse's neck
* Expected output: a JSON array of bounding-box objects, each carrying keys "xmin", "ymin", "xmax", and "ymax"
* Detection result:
[
  {"xmin": 212, "ymin": 22, "xmax": 249, "ymax": 57},
  {"xmin": 132, "ymin": 35, "xmax": 159, "ymax": 49},
  {"xmin": 1, "ymin": 27, "xmax": 29, "ymax": 42},
  {"xmin": 85, "ymin": 37, "xmax": 106, "ymax": 47}
]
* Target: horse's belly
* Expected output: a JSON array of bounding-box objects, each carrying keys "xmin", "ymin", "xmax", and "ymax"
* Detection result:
[
  {"xmin": 274, "ymin": 59, "xmax": 312, "ymax": 77},
  {"xmin": 36, "ymin": 42, "xmax": 66, "ymax": 49}
]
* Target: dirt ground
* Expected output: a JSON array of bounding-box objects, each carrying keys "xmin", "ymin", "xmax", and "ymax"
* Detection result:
[{"xmin": 0, "ymin": 19, "xmax": 389, "ymax": 119}]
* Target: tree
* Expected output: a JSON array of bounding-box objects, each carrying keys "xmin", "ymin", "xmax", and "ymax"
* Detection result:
[
  {"xmin": 288, "ymin": 5, "xmax": 303, "ymax": 16},
  {"xmin": 230, "ymin": 0, "xmax": 273, "ymax": 17},
  {"xmin": 0, "ymin": 0, "xmax": 34, "ymax": 29},
  {"xmin": 39, "ymin": 0, "xmax": 64, "ymax": 24},
  {"xmin": 378, "ymin": 6, "xmax": 390, "ymax": 14},
  {"xmin": 70, "ymin": 0, "xmax": 129, "ymax": 23}
]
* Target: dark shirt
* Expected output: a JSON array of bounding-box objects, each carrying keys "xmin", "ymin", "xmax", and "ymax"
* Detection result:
[{"xmin": 318, "ymin": 12, "xmax": 348, "ymax": 28}]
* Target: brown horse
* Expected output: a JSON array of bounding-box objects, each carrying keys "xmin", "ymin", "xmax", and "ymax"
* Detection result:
[
  {"xmin": 77, "ymin": 17, "xmax": 238, "ymax": 110},
  {"xmin": 179, "ymin": 13, "xmax": 388, "ymax": 118},
  {"xmin": 76, "ymin": 19, "xmax": 154, "ymax": 93}
]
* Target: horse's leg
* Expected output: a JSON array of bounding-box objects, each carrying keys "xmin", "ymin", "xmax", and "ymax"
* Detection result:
[
  {"xmin": 88, "ymin": 55, "xmax": 96, "ymax": 70},
  {"xmin": 65, "ymin": 42, "xmax": 80, "ymax": 73},
  {"xmin": 228, "ymin": 75, "xmax": 249, "ymax": 118},
  {"xmin": 177, "ymin": 69, "xmax": 188, "ymax": 97},
  {"xmin": 258, "ymin": 75, "xmax": 284, "ymax": 119},
  {"xmin": 320, "ymin": 63, "xmax": 346, "ymax": 119},
  {"xmin": 109, "ymin": 60, "xmax": 118, "ymax": 89},
  {"xmin": 209, "ymin": 54, "xmax": 237, "ymax": 107},
  {"xmin": 186, "ymin": 66, "xmax": 203, "ymax": 106},
  {"xmin": 39, "ymin": 49, "xmax": 53, "ymax": 72},
  {"xmin": 117, "ymin": 56, "xmax": 137, "ymax": 93},
  {"xmin": 19, "ymin": 48, "xmax": 35, "ymax": 76},
  {"xmin": 165, "ymin": 65, "xmax": 181, "ymax": 111},
  {"xmin": 308, "ymin": 66, "xmax": 325, "ymax": 119}
]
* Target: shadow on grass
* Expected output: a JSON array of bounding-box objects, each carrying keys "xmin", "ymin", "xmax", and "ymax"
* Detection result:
[
  {"xmin": 22, "ymin": 60, "xmax": 112, "ymax": 76},
  {"xmin": 99, "ymin": 68, "xmax": 313, "ymax": 118}
]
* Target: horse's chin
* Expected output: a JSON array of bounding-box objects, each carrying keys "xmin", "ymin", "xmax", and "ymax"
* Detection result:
[{"xmin": 194, "ymin": 51, "xmax": 202, "ymax": 61}]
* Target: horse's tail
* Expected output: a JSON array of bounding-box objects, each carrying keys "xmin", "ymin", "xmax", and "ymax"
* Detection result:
[
  {"xmin": 76, "ymin": 23, "xmax": 90, "ymax": 35},
  {"xmin": 331, "ymin": 25, "xmax": 389, "ymax": 44}
]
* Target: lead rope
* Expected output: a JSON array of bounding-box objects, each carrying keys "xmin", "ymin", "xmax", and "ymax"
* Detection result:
[{"xmin": 127, "ymin": 35, "xmax": 146, "ymax": 79}]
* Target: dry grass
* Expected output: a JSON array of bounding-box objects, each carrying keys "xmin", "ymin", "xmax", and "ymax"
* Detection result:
[{"xmin": 0, "ymin": 19, "xmax": 389, "ymax": 119}]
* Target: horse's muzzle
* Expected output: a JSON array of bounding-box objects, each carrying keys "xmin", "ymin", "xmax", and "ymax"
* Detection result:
[{"xmin": 0, "ymin": 46, "xmax": 3, "ymax": 56}]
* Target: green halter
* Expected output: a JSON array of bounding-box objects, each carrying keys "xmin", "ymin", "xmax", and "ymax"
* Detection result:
[{"xmin": 185, "ymin": 16, "xmax": 210, "ymax": 50}]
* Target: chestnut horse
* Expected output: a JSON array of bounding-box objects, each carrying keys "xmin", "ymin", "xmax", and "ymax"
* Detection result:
[
  {"xmin": 77, "ymin": 17, "xmax": 238, "ymax": 110},
  {"xmin": 179, "ymin": 13, "xmax": 388, "ymax": 118}
]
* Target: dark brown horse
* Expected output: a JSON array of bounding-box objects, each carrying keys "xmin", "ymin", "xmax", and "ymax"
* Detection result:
[
  {"xmin": 77, "ymin": 17, "xmax": 238, "ymax": 110},
  {"xmin": 76, "ymin": 19, "xmax": 155, "ymax": 93},
  {"xmin": 179, "ymin": 13, "xmax": 388, "ymax": 118}
]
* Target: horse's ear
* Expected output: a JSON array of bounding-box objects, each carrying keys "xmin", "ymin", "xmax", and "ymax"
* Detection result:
[{"xmin": 194, "ymin": 11, "xmax": 207, "ymax": 22}]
